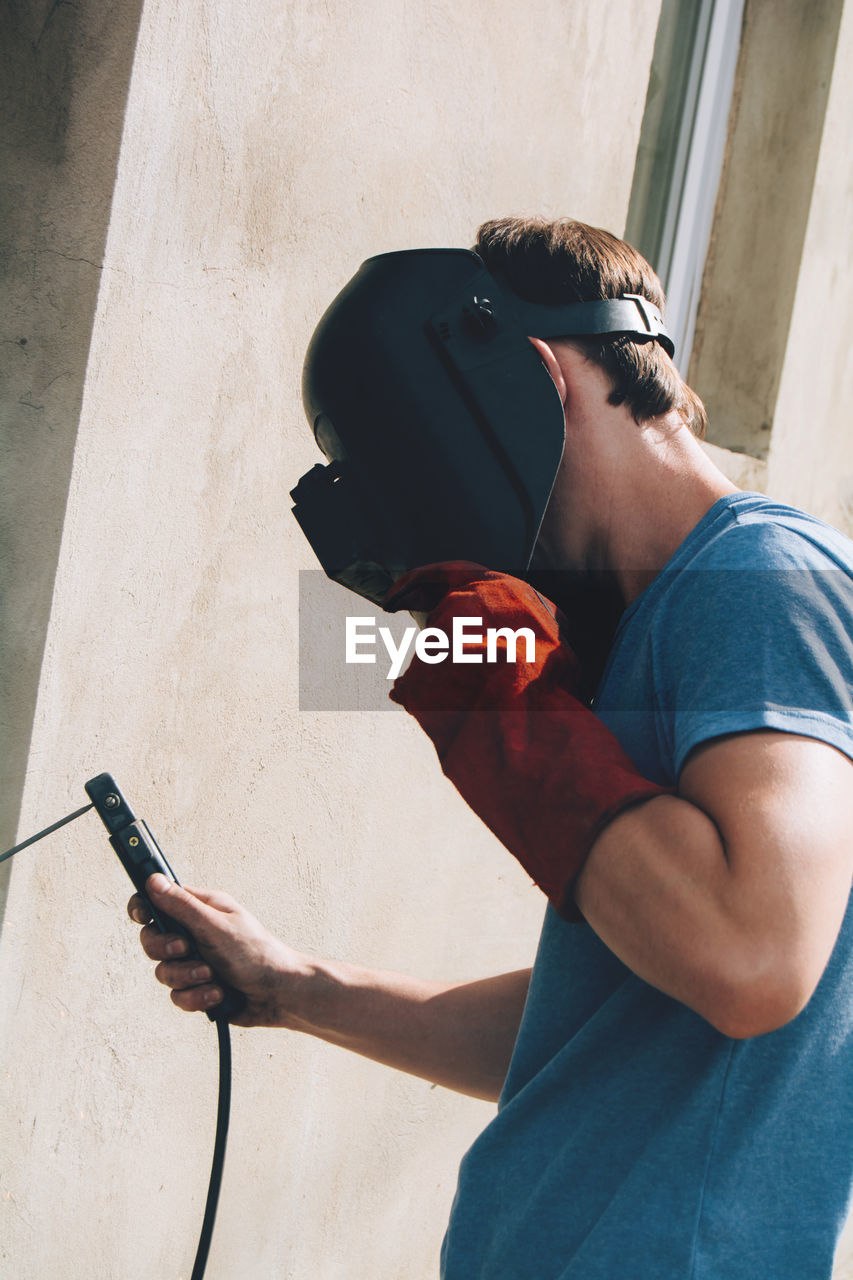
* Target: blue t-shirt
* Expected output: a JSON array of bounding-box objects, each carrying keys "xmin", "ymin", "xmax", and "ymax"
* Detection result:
[{"xmin": 440, "ymin": 493, "xmax": 853, "ymax": 1280}]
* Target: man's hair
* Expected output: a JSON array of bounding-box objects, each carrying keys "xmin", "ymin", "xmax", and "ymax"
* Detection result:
[{"xmin": 474, "ymin": 216, "xmax": 707, "ymax": 438}]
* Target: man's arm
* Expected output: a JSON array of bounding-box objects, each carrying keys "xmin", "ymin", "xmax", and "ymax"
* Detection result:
[
  {"xmin": 574, "ymin": 730, "xmax": 853, "ymax": 1038},
  {"xmin": 131, "ymin": 876, "xmax": 530, "ymax": 1102},
  {"xmin": 284, "ymin": 960, "xmax": 531, "ymax": 1101}
]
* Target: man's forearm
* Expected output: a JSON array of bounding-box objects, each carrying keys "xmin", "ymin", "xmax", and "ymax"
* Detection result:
[{"xmin": 286, "ymin": 961, "xmax": 532, "ymax": 1102}]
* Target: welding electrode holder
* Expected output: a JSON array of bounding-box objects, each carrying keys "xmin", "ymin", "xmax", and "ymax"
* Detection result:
[{"xmin": 84, "ymin": 772, "xmax": 247, "ymax": 1023}]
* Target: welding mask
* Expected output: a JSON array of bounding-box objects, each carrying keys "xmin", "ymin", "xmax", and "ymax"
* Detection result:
[{"xmin": 291, "ymin": 248, "xmax": 673, "ymax": 607}]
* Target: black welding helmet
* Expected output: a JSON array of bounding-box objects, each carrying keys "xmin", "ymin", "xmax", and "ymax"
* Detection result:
[{"xmin": 291, "ymin": 248, "xmax": 673, "ymax": 607}]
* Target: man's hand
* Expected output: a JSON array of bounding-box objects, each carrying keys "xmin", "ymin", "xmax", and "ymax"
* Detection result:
[{"xmin": 128, "ymin": 874, "xmax": 311, "ymax": 1027}]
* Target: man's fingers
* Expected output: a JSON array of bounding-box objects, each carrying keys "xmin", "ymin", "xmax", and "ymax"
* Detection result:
[
  {"xmin": 127, "ymin": 893, "xmax": 152, "ymax": 925},
  {"xmin": 145, "ymin": 874, "xmax": 227, "ymax": 932},
  {"xmin": 154, "ymin": 958, "xmax": 213, "ymax": 989},
  {"xmin": 170, "ymin": 984, "xmax": 223, "ymax": 1013},
  {"xmin": 179, "ymin": 883, "xmax": 242, "ymax": 912},
  {"xmin": 131, "ymin": 879, "xmax": 240, "ymax": 938},
  {"xmin": 136, "ymin": 877, "xmax": 238, "ymax": 963},
  {"xmin": 132, "ymin": 876, "xmax": 246, "ymax": 1017},
  {"xmin": 139, "ymin": 922, "xmax": 190, "ymax": 961}
]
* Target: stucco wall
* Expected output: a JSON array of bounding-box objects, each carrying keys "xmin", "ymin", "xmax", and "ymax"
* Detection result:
[
  {"xmin": 688, "ymin": 0, "xmax": 845, "ymax": 461},
  {"xmin": 0, "ymin": 3, "xmax": 660, "ymax": 1277},
  {"xmin": 765, "ymin": 0, "xmax": 853, "ymax": 537},
  {"xmin": 692, "ymin": 0, "xmax": 853, "ymax": 545}
]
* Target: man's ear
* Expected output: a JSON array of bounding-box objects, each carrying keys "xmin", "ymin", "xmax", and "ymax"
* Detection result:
[{"xmin": 528, "ymin": 337, "xmax": 567, "ymax": 405}]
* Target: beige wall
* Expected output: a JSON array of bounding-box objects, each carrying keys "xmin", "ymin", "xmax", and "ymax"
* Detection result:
[
  {"xmin": 0, "ymin": 3, "xmax": 660, "ymax": 1277},
  {"xmin": 689, "ymin": 0, "xmax": 853, "ymax": 563},
  {"xmin": 765, "ymin": 0, "xmax": 853, "ymax": 535},
  {"xmin": 689, "ymin": 0, "xmax": 845, "ymax": 462},
  {"xmin": 692, "ymin": 0, "xmax": 853, "ymax": 550}
]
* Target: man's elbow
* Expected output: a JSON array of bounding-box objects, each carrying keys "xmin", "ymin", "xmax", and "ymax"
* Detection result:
[{"xmin": 701, "ymin": 958, "xmax": 818, "ymax": 1041}]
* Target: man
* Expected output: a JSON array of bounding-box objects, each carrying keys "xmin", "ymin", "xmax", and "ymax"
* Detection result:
[{"xmin": 130, "ymin": 218, "xmax": 853, "ymax": 1277}]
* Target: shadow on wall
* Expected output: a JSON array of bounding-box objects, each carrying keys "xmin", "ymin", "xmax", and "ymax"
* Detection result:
[{"xmin": 0, "ymin": 0, "xmax": 146, "ymax": 926}]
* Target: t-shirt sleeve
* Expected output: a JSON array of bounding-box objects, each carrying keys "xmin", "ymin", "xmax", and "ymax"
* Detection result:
[{"xmin": 650, "ymin": 523, "xmax": 853, "ymax": 778}]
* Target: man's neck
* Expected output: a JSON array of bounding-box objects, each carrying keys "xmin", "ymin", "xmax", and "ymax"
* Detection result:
[
  {"xmin": 530, "ymin": 413, "xmax": 739, "ymax": 687},
  {"xmin": 557, "ymin": 403, "xmax": 740, "ymax": 606},
  {"xmin": 608, "ymin": 442, "xmax": 739, "ymax": 605}
]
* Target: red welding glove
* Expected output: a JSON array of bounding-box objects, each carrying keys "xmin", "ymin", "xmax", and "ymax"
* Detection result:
[{"xmin": 384, "ymin": 562, "xmax": 672, "ymax": 921}]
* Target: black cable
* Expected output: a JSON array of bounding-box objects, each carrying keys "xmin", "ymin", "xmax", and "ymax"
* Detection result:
[{"xmin": 191, "ymin": 1013, "xmax": 232, "ymax": 1280}]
